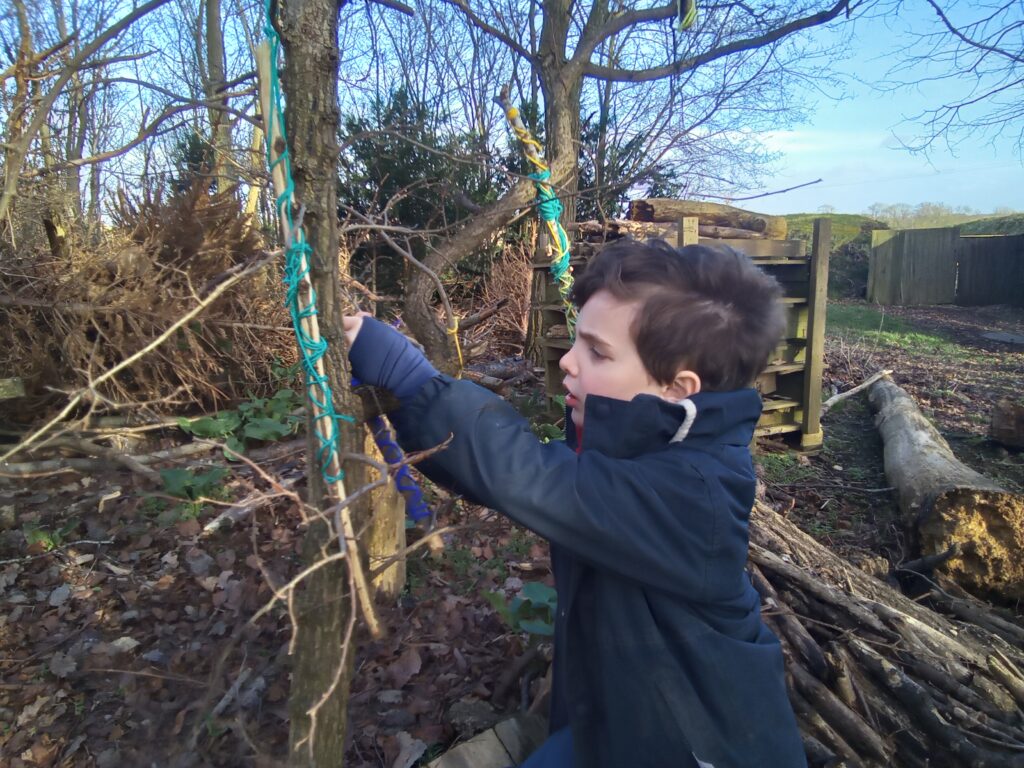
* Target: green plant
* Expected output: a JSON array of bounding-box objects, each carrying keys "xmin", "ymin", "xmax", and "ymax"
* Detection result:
[
  {"xmin": 755, "ymin": 452, "xmax": 815, "ymax": 486},
  {"xmin": 158, "ymin": 466, "xmax": 231, "ymax": 520},
  {"xmin": 23, "ymin": 518, "xmax": 79, "ymax": 551},
  {"xmin": 178, "ymin": 388, "xmax": 303, "ymax": 458},
  {"xmin": 485, "ymin": 581, "xmax": 557, "ymax": 637},
  {"xmin": 531, "ymin": 395, "xmax": 567, "ymax": 443}
]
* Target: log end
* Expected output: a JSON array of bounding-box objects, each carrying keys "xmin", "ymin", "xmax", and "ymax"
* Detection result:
[
  {"xmin": 926, "ymin": 489, "xmax": 1024, "ymax": 600},
  {"xmin": 628, "ymin": 200, "xmax": 654, "ymax": 222}
]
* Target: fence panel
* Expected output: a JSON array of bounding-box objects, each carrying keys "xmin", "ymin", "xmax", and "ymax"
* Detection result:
[
  {"xmin": 868, "ymin": 230, "xmax": 902, "ymax": 304},
  {"xmin": 897, "ymin": 228, "xmax": 959, "ymax": 305},
  {"xmin": 956, "ymin": 235, "xmax": 1024, "ymax": 306}
]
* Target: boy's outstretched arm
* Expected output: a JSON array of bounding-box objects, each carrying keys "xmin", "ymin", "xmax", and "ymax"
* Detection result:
[
  {"xmin": 344, "ymin": 314, "xmax": 440, "ymax": 399},
  {"xmin": 343, "ymin": 315, "xmax": 745, "ymax": 600},
  {"xmin": 395, "ymin": 391, "xmax": 745, "ymax": 602}
]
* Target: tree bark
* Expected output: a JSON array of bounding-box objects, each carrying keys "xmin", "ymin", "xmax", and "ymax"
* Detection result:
[
  {"xmin": 280, "ymin": 0, "xmax": 361, "ymax": 762},
  {"xmin": 867, "ymin": 376, "xmax": 1024, "ymax": 600},
  {"xmin": 205, "ymin": 0, "xmax": 234, "ymax": 193},
  {"xmin": 629, "ymin": 198, "xmax": 789, "ymax": 239}
]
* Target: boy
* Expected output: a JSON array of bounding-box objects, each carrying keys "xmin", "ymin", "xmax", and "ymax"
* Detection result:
[{"xmin": 344, "ymin": 240, "xmax": 806, "ymax": 768}]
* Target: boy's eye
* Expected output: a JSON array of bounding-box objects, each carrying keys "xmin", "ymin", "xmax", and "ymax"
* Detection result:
[{"xmin": 589, "ymin": 346, "xmax": 607, "ymax": 360}]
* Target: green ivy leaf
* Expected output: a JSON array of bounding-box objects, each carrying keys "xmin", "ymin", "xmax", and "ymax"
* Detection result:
[
  {"xmin": 243, "ymin": 417, "xmax": 292, "ymax": 442},
  {"xmin": 160, "ymin": 468, "xmax": 195, "ymax": 499},
  {"xmin": 224, "ymin": 435, "xmax": 246, "ymax": 460},
  {"xmin": 518, "ymin": 618, "xmax": 555, "ymax": 636},
  {"xmin": 521, "ymin": 581, "xmax": 558, "ymax": 608}
]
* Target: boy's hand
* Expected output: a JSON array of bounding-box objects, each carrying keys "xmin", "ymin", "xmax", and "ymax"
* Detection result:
[
  {"xmin": 345, "ymin": 315, "xmax": 439, "ymax": 400},
  {"xmin": 343, "ymin": 312, "xmax": 372, "ymax": 347}
]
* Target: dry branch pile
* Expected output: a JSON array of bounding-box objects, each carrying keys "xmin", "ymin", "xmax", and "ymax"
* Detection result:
[
  {"xmin": 750, "ymin": 501, "xmax": 1024, "ymax": 767},
  {"xmin": 0, "ymin": 188, "xmax": 295, "ymax": 424}
]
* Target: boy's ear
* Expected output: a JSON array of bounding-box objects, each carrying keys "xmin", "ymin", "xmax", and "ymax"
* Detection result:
[{"xmin": 663, "ymin": 369, "xmax": 701, "ymax": 401}]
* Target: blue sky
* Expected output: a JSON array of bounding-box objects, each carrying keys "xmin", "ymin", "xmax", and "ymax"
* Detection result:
[{"xmin": 749, "ymin": 2, "xmax": 1023, "ymax": 216}]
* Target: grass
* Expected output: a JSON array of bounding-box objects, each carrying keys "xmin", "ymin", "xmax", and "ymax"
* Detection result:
[
  {"xmin": 960, "ymin": 213, "xmax": 1024, "ymax": 236},
  {"xmin": 784, "ymin": 213, "xmax": 880, "ymax": 247},
  {"xmin": 826, "ymin": 303, "xmax": 965, "ymax": 358}
]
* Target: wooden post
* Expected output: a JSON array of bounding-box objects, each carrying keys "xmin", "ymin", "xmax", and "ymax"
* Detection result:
[
  {"xmin": 677, "ymin": 216, "xmax": 699, "ymax": 247},
  {"xmin": 801, "ymin": 218, "xmax": 830, "ymax": 451}
]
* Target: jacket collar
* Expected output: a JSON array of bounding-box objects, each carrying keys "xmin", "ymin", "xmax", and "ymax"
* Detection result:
[{"xmin": 565, "ymin": 389, "xmax": 762, "ymax": 459}]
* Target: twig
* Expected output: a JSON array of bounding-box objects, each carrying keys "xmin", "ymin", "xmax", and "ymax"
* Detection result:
[
  {"xmin": 458, "ymin": 298, "xmax": 510, "ymax": 331},
  {"xmin": 0, "ymin": 441, "xmax": 217, "ymax": 477},
  {"xmin": 0, "ymin": 539, "xmax": 114, "ymax": 566},
  {"xmin": 821, "ymin": 369, "xmax": 894, "ymax": 416}
]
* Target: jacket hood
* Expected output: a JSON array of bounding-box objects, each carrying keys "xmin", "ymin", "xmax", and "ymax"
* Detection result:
[{"xmin": 566, "ymin": 388, "xmax": 762, "ymax": 458}]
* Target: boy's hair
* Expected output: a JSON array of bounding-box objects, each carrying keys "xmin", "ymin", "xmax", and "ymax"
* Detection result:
[{"xmin": 570, "ymin": 239, "xmax": 785, "ymax": 391}]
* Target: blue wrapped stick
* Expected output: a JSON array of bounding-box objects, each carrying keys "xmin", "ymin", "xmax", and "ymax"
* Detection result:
[{"xmin": 352, "ymin": 376, "xmax": 431, "ymax": 522}]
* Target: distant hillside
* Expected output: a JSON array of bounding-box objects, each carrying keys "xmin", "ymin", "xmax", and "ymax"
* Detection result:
[
  {"xmin": 960, "ymin": 214, "xmax": 1024, "ymax": 235},
  {"xmin": 783, "ymin": 214, "xmax": 882, "ymax": 247}
]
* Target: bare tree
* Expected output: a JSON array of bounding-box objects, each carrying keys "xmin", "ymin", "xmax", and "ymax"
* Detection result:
[
  {"xmin": 892, "ymin": 0, "xmax": 1024, "ymax": 153},
  {"xmin": 391, "ymin": 0, "xmax": 863, "ymax": 365}
]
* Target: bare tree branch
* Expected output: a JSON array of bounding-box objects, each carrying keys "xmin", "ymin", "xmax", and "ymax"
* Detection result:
[
  {"xmin": 582, "ymin": 0, "xmax": 852, "ymax": 82},
  {"xmin": 0, "ymin": 0, "xmax": 174, "ymax": 222},
  {"xmin": 440, "ymin": 0, "xmax": 536, "ymax": 62}
]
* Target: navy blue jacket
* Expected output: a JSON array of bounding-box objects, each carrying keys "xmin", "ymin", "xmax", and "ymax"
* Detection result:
[{"xmin": 389, "ymin": 376, "xmax": 806, "ymax": 768}]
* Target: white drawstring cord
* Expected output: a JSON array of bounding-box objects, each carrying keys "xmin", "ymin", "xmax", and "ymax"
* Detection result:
[{"xmin": 670, "ymin": 398, "xmax": 697, "ymax": 443}]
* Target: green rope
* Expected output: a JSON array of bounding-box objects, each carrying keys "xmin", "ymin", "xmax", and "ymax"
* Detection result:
[
  {"xmin": 262, "ymin": 3, "xmax": 352, "ymax": 484},
  {"xmin": 529, "ymin": 170, "xmax": 571, "ymax": 281}
]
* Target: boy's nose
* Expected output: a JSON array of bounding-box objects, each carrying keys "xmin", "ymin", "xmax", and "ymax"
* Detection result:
[{"xmin": 559, "ymin": 348, "xmax": 577, "ymax": 377}]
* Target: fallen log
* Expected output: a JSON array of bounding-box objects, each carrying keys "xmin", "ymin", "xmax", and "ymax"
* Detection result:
[
  {"xmin": 628, "ymin": 199, "xmax": 788, "ymax": 239},
  {"xmin": 748, "ymin": 500, "xmax": 1024, "ymax": 767},
  {"xmin": 867, "ymin": 376, "xmax": 1024, "ymax": 600}
]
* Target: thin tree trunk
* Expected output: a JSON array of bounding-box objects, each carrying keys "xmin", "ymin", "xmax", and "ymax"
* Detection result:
[
  {"xmin": 280, "ymin": 0, "xmax": 361, "ymax": 762},
  {"xmin": 1, "ymin": 0, "xmax": 33, "ymax": 245},
  {"xmin": 205, "ymin": 0, "xmax": 234, "ymax": 192}
]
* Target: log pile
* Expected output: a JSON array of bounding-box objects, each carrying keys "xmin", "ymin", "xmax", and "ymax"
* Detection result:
[
  {"xmin": 749, "ymin": 500, "xmax": 1024, "ymax": 768},
  {"xmin": 867, "ymin": 377, "xmax": 1024, "ymax": 600},
  {"xmin": 628, "ymin": 199, "xmax": 789, "ymax": 239}
]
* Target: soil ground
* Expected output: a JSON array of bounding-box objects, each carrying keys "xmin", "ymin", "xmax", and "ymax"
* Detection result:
[{"xmin": 3, "ymin": 301, "xmax": 1023, "ymax": 767}]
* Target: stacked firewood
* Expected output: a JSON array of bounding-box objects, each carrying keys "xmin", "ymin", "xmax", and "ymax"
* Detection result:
[
  {"xmin": 571, "ymin": 200, "xmax": 790, "ymax": 243},
  {"xmin": 750, "ymin": 500, "xmax": 1024, "ymax": 767}
]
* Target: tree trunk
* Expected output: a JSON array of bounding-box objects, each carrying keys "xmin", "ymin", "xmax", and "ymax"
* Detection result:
[
  {"xmin": 867, "ymin": 376, "xmax": 1024, "ymax": 600},
  {"xmin": 1, "ymin": 0, "xmax": 33, "ymax": 246},
  {"xmin": 629, "ymin": 199, "xmax": 789, "ymax": 239},
  {"xmin": 991, "ymin": 398, "xmax": 1024, "ymax": 449},
  {"xmin": 537, "ymin": 0, "xmax": 587, "ymax": 226},
  {"xmin": 280, "ymin": 0, "xmax": 362, "ymax": 763},
  {"xmin": 205, "ymin": 0, "xmax": 234, "ymax": 193}
]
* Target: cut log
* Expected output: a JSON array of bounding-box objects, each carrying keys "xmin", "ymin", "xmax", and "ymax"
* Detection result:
[
  {"xmin": 991, "ymin": 398, "xmax": 1024, "ymax": 449},
  {"xmin": 628, "ymin": 199, "xmax": 788, "ymax": 239},
  {"xmin": 867, "ymin": 376, "xmax": 1024, "ymax": 599},
  {"xmin": 572, "ymin": 219, "xmax": 769, "ymax": 241},
  {"xmin": 697, "ymin": 224, "xmax": 766, "ymax": 239}
]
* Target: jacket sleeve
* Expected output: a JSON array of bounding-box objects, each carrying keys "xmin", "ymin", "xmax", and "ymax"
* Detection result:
[{"xmin": 389, "ymin": 376, "xmax": 744, "ymax": 599}]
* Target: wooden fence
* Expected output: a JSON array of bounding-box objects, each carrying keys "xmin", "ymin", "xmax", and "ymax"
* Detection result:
[{"xmin": 869, "ymin": 228, "xmax": 1024, "ymax": 306}]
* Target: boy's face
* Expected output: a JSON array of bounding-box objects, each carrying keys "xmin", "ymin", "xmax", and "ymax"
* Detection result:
[{"xmin": 559, "ymin": 290, "xmax": 697, "ymax": 430}]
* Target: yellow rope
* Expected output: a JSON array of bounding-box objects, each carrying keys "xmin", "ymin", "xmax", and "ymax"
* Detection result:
[
  {"xmin": 501, "ymin": 103, "xmax": 577, "ymax": 337},
  {"xmin": 446, "ymin": 319, "xmax": 464, "ymax": 375}
]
